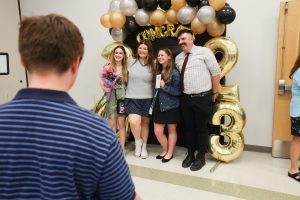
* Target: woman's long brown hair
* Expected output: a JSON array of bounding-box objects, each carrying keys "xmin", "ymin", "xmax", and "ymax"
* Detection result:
[
  {"xmin": 289, "ymin": 53, "xmax": 300, "ymax": 79},
  {"xmin": 135, "ymin": 40, "xmax": 155, "ymax": 75},
  {"xmin": 153, "ymin": 48, "xmax": 175, "ymax": 84},
  {"xmin": 108, "ymin": 45, "xmax": 128, "ymax": 84}
]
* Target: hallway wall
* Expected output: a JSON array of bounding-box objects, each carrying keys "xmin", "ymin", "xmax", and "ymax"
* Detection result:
[{"xmin": 3, "ymin": 0, "xmax": 283, "ymax": 147}]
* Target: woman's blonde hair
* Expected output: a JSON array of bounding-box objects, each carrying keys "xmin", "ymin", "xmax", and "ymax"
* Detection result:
[{"xmin": 108, "ymin": 45, "xmax": 128, "ymax": 84}]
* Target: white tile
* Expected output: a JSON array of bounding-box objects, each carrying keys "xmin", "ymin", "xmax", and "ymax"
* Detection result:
[
  {"xmin": 133, "ymin": 176, "xmax": 244, "ymax": 200},
  {"xmin": 125, "ymin": 143, "xmax": 300, "ymax": 197}
]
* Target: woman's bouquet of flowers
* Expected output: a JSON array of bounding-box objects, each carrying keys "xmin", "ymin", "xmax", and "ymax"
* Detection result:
[{"xmin": 101, "ymin": 67, "xmax": 120, "ymax": 100}]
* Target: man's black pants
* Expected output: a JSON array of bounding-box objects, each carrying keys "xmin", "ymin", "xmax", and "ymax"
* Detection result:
[{"xmin": 181, "ymin": 92, "xmax": 212, "ymax": 156}]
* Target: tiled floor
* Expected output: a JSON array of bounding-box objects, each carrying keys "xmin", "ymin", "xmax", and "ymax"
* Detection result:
[{"xmin": 125, "ymin": 143, "xmax": 300, "ymax": 200}]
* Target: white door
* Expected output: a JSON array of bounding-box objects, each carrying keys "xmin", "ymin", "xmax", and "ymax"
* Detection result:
[
  {"xmin": 0, "ymin": 0, "xmax": 27, "ymax": 104},
  {"xmin": 272, "ymin": 0, "xmax": 300, "ymax": 157}
]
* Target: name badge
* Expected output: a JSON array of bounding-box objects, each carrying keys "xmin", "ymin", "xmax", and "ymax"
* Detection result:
[{"xmin": 155, "ymin": 74, "xmax": 161, "ymax": 89}]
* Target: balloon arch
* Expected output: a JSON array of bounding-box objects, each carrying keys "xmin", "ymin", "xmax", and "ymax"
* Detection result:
[{"xmin": 96, "ymin": 0, "xmax": 246, "ymax": 163}]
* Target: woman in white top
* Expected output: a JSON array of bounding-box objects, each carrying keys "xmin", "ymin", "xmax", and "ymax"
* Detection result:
[{"xmin": 125, "ymin": 40, "xmax": 155, "ymax": 159}]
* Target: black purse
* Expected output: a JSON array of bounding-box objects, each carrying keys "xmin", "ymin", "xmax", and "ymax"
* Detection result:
[
  {"xmin": 115, "ymin": 89, "xmax": 125, "ymax": 115},
  {"xmin": 117, "ymin": 99, "xmax": 125, "ymax": 115}
]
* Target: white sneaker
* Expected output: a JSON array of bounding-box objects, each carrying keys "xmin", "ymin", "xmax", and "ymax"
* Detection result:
[
  {"xmin": 134, "ymin": 139, "xmax": 143, "ymax": 157},
  {"xmin": 140, "ymin": 143, "xmax": 148, "ymax": 159}
]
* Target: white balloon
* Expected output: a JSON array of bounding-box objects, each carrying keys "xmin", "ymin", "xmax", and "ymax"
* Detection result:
[
  {"xmin": 134, "ymin": 9, "xmax": 150, "ymax": 26},
  {"xmin": 197, "ymin": 5, "xmax": 216, "ymax": 24},
  {"xmin": 109, "ymin": 0, "xmax": 121, "ymax": 12},
  {"xmin": 177, "ymin": 6, "xmax": 196, "ymax": 25},
  {"xmin": 111, "ymin": 28, "xmax": 127, "ymax": 42},
  {"xmin": 120, "ymin": 0, "xmax": 138, "ymax": 16}
]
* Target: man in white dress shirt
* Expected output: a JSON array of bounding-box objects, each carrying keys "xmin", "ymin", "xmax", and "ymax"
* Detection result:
[{"xmin": 175, "ymin": 29, "xmax": 221, "ymax": 171}]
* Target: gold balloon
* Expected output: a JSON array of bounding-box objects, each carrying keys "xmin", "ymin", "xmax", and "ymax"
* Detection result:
[
  {"xmin": 93, "ymin": 95, "xmax": 131, "ymax": 141},
  {"xmin": 209, "ymin": 101, "xmax": 246, "ymax": 162},
  {"xmin": 208, "ymin": 0, "xmax": 226, "ymax": 11},
  {"xmin": 171, "ymin": 0, "xmax": 187, "ymax": 12},
  {"xmin": 207, "ymin": 19, "xmax": 225, "ymax": 37},
  {"xmin": 166, "ymin": 9, "xmax": 178, "ymax": 24},
  {"xmin": 150, "ymin": 9, "xmax": 166, "ymax": 27},
  {"xmin": 205, "ymin": 36, "xmax": 238, "ymax": 78},
  {"xmin": 109, "ymin": 11, "xmax": 126, "ymax": 29},
  {"xmin": 100, "ymin": 13, "xmax": 112, "ymax": 28},
  {"xmin": 209, "ymin": 131, "xmax": 244, "ymax": 163},
  {"xmin": 212, "ymin": 102, "xmax": 246, "ymax": 133},
  {"xmin": 93, "ymin": 96, "xmax": 107, "ymax": 117},
  {"xmin": 101, "ymin": 42, "xmax": 133, "ymax": 60},
  {"xmin": 218, "ymin": 85, "xmax": 240, "ymax": 102},
  {"xmin": 191, "ymin": 17, "xmax": 206, "ymax": 34}
]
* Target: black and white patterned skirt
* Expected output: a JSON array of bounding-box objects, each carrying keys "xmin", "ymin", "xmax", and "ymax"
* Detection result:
[{"xmin": 125, "ymin": 98, "xmax": 152, "ymax": 117}]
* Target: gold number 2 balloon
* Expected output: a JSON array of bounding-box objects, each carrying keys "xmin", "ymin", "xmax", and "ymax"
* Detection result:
[{"xmin": 205, "ymin": 36, "xmax": 246, "ymax": 162}]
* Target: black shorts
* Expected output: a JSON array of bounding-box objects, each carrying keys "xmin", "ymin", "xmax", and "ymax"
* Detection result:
[{"xmin": 291, "ymin": 117, "xmax": 300, "ymax": 137}]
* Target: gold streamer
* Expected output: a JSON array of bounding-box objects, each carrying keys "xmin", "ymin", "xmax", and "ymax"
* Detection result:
[{"xmin": 93, "ymin": 96, "xmax": 131, "ymax": 141}]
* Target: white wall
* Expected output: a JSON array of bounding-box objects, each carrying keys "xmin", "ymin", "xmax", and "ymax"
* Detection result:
[
  {"xmin": 226, "ymin": 0, "xmax": 281, "ymax": 147},
  {"xmin": 17, "ymin": 0, "xmax": 282, "ymax": 147},
  {"xmin": 20, "ymin": 0, "xmax": 114, "ymax": 108},
  {"xmin": 0, "ymin": 0, "xmax": 27, "ymax": 104}
]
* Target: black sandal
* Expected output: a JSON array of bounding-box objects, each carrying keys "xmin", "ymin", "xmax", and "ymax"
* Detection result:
[{"xmin": 288, "ymin": 172, "xmax": 300, "ymax": 182}]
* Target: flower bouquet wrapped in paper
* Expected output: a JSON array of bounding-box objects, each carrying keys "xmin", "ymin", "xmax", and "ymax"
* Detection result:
[{"xmin": 101, "ymin": 67, "xmax": 120, "ymax": 100}]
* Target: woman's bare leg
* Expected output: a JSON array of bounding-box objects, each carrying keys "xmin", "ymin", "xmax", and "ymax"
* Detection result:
[
  {"xmin": 165, "ymin": 124, "xmax": 177, "ymax": 159},
  {"xmin": 117, "ymin": 116, "xmax": 126, "ymax": 152},
  {"xmin": 154, "ymin": 122, "xmax": 168, "ymax": 156}
]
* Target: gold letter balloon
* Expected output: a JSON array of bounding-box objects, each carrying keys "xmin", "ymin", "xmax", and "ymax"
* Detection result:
[{"xmin": 205, "ymin": 36, "xmax": 246, "ymax": 162}]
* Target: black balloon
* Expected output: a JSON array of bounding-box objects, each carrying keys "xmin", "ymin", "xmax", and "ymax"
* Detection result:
[
  {"xmin": 125, "ymin": 16, "xmax": 140, "ymax": 35},
  {"xmin": 216, "ymin": 7, "xmax": 236, "ymax": 24},
  {"xmin": 142, "ymin": 0, "xmax": 158, "ymax": 11},
  {"xmin": 158, "ymin": 0, "xmax": 171, "ymax": 11},
  {"xmin": 187, "ymin": 0, "xmax": 199, "ymax": 7},
  {"xmin": 198, "ymin": 0, "xmax": 208, "ymax": 8},
  {"xmin": 135, "ymin": 0, "xmax": 143, "ymax": 9}
]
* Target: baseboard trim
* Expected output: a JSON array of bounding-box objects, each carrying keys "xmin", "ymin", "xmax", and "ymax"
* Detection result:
[{"xmin": 244, "ymin": 145, "xmax": 272, "ymax": 153}]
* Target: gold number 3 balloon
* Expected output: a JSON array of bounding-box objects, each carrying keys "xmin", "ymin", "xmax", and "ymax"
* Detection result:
[{"xmin": 205, "ymin": 37, "xmax": 246, "ymax": 162}]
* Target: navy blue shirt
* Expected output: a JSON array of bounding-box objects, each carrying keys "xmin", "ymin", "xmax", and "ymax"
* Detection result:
[{"xmin": 0, "ymin": 88, "xmax": 135, "ymax": 200}]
